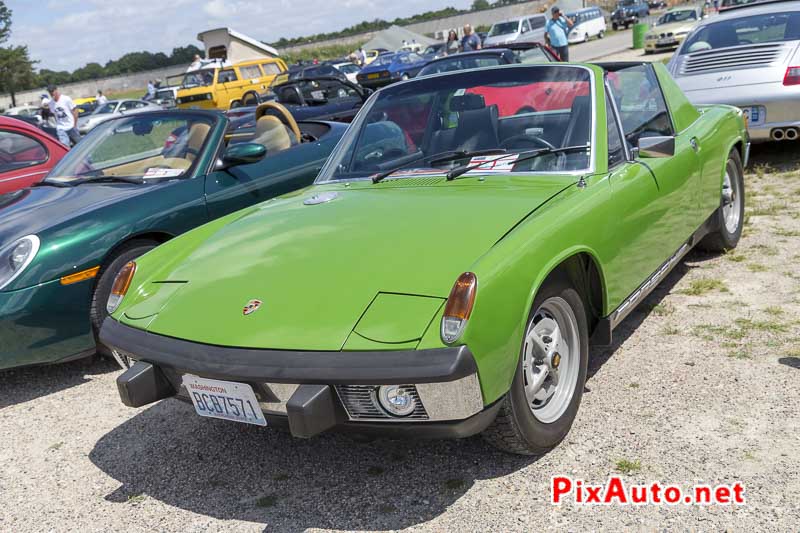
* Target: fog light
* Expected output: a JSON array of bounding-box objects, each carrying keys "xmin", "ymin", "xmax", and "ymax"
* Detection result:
[{"xmin": 377, "ymin": 385, "xmax": 416, "ymax": 417}]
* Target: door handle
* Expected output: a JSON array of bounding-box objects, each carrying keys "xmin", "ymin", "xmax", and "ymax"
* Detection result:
[{"xmin": 689, "ymin": 137, "xmax": 699, "ymax": 152}]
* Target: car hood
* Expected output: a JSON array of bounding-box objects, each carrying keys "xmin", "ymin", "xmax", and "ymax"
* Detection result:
[
  {"xmin": 0, "ymin": 183, "xmax": 155, "ymax": 240},
  {"xmin": 648, "ymin": 21, "xmax": 694, "ymax": 35},
  {"xmin": 135, "ymin": 176, "xmax": 573, "ymax": 350}
]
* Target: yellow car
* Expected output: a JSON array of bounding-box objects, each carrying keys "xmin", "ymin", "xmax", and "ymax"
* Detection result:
[
  {"xmin": 645, "ymin": 6, "xmax": 705, "ymax": 54},
  {"xmin": 73, "ymin": 97, "xmax": 97, "ymax": 116},
  {"xmin": 363, "ymin": 49, "xmax": 385, "ymax": 66},
  {"xmin": 176, "ymin": 57, "xmax": 287, "ymax": 110}
]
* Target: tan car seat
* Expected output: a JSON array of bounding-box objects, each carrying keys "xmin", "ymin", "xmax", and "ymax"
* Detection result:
[
  {"xmin": 185, "ymin": 122, "xmax": 210, "ymax": 162},
  {"xmin": 253, "ymin": 115, "xmax": 295, "ymax": 153}
]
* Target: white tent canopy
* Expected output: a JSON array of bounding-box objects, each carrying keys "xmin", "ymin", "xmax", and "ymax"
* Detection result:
[{"xmin": 362, "ymin": 25, "xmax": 437, "ymax": 52}]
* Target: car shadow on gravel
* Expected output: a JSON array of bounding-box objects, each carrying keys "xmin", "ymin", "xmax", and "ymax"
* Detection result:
[
  {"xmin": 90, "ymin": 399, "xmax": 537, "ymax": 531},
  {"xmin": 0, "ymin": 355, "xmax": 117, "ymax": 409}
]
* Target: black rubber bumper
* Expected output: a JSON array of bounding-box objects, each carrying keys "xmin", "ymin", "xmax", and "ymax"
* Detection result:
[{"xmin": 103, "ymin": 318, "xmax": 493, "ymax": 439}]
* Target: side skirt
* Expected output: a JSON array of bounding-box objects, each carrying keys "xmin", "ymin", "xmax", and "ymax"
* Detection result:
[{"xmin": 590, "ymin": 215, "xmax": 716, "ymax": 347}]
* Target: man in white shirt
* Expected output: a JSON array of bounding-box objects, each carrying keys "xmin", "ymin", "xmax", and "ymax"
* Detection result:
[
  {"xmin": 47, "ymin": 85, "xmax": 81, "ymax": 146},
  {"xmin": 96, "ymin": 90, "xmax": 108, "ymax": 105}
]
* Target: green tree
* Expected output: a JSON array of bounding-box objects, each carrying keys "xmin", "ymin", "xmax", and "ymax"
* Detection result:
[
  {"xmin": 0, "ymin": 1, "xmax": 11, "ymax": 44},
  {"xmin": 0, "ymin": 45, "xmax": 36, "ymax": 106},
  {"xmin": 472, "ymin": 0, "xmax": 491, "ymax": 10}
]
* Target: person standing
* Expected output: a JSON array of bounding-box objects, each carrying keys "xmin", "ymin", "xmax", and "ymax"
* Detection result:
[
  {"xmin": 545, "ymin": 6, "xmax": 574, "ymax": 61},
  {"xmin": 47, "ymin": 85, "xmax": 81, "ymax": 147},
  {"xmin": 461, "ymin": 24, "xmax": 482, "ymax": 52},
  {"xmin": 96, "ymin": 90, "xmax": 108, "ymax": 105},
  {"xmin": 144, "ymin": 80, "xmax": 156, "ymax": 101},
  {"xmin": 357, "ymin": 47, "xmax": 367, "ymax": 66},
  {"xmin": 445, "ymin": 29, "xmax": 459, "ymax": 55}
]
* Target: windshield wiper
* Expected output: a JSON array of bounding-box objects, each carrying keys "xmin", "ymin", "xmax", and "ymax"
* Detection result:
[
  {"xmin": 32, "ymin": 180, "xmax": 73, "ymax": 188},
  {"xmin": 70, "ymin": 175, "xmax": 146, "ymax": 186},
  {"xmin": 371, "ymin": 148, "xmax": 507, "ymax": 184},
  {"xmin": 446, "ymin": 144, "xmax": 591, "ymax": 180}
]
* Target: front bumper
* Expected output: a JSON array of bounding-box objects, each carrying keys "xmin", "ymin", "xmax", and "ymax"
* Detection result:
[
  {"xmin": 100, "ymin": 318, "xmax": 494, "ymax": 439},
  {"xmin": 0, "ymin": 279, "xmax": 95, "ymax": 369}
]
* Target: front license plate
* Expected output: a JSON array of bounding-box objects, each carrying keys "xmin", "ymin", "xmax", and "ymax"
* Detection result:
[
  {"xmin": 657, "ymin": 38, "xmax": 677, "ymax": 46},
  {"xmin": 367, "ymin": 73, "xmax": 380, "ymax": 79},
  {"xmin": 741, "ymin": 106, "xmax": 766, "ymax": 127},
  {"xmin": 183, "ymin": 375, "xmax": 267, "ymax": 426}
]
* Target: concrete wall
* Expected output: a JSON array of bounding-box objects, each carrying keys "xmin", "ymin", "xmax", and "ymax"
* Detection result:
[
  {"xmin": 277, "ymin": 0, "xmax": 583, "ymax": 54},
  {"xmin": 0, "ymin": 64, "xmax": 188, "ymax": 110}
]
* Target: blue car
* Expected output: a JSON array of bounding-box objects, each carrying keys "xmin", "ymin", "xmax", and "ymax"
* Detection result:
[{"xmin": 356, "ymin": 52, "xmax": 429, "ymax": 88}]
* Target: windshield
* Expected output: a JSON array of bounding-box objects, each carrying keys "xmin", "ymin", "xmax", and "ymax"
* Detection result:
[
  {"xmin": 682, "ymin": 11, "xmax": 800, "ymax": 53},
  {"xmin": 489, "ymin": 21, "xmax": 520, "ymax": 36},
  {"xmin": 420, "ymin": 55, "xmax": 510, "ymax": 76},
  {"xmin": 182, "ymin": 68, "xmax": 215, "ymax": 88},
  {"xmin": 318, "ymin": 65, "xmax": 593, "ymax": 182},
  {"xmin": 338, "ymin": 63, "xmax": 360, "ymax": 74},
  {"xmin": 45, "ymin": 113, "xmax": 215, "ymax": 185},
  {"xmin": 94, "ymin": 102, "xmax": 116, "ymax": 115},
  {"xmin": 155, "ymin": 89, "xmax": 174, "ymax": 99},
  {"xmin": 515, "ymin": 47, "xmax": 551, "ymax": 64},
  {"xmin": 658, "ymin": 9, "xmax": 697, "ymax": 24},
  {"xmin": 372, "ymin": 54, "xmax": 395, "ymax": 67}
]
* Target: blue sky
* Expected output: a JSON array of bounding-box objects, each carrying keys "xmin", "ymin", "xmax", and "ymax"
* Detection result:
[{"xmin": 6, "ymin": 0, "xmax": 474, "ymax": 72}]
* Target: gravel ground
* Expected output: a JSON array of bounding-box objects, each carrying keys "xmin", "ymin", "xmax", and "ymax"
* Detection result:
[{"xmin": 1, "ymin": 144, "xmax": 799, "ymax": 532}]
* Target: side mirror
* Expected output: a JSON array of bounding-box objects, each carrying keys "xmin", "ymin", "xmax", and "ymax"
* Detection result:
[
  {"xmin": 216, "ymin": 143, "xmax": 267, "ymax": 170},
  {"xmin": 636, "ymin": 136, "xmax": 675, "ymax": 158}
]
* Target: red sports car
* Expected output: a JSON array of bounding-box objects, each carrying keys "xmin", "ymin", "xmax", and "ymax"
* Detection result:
[{"xmin": 0, "ymin": 116, "xmax": 68, "ymax": 195}]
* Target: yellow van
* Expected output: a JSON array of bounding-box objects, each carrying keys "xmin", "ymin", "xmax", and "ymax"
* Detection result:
[{"xmin": 176, "ymin": 57, "xmax": 287, "ymax": 110}]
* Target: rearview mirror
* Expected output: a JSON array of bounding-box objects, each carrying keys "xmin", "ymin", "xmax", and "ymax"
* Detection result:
[
  {"xmin": 217, "ymin": 143, "xmax": 267, "ymax": 170},
  {"xmin": 636, "ymin": 136, "xmax": 675, "ymax": 158}
]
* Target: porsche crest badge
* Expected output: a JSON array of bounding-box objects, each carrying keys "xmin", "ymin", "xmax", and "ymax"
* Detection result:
[{"xmin": 243, "ymin": 299, "xmax": 262, "ymax": 316}]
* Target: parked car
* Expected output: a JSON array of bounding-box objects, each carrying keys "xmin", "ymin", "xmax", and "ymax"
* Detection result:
[
  {"xmin": 0, "ymin": 109, "xmax": 347, "ymax": 370},
  {"xmin": 422, "ymin": 42, "xmax": 447, "ymax": 59},
  {"xmin": 77, "ymin": 99, "xmax": 163, "ymax": 135},
  {"xmin": 332, "ymin": 62, "xmax": 361, "ymax": 84},
  {"xmin": 288, "ymin": 63, "xmax": 348, "ymax": 83},
  {"xmin": 176, "ymin": 57, "xmax": 287, "ymax": 111},
  {"xmin": 356, "ymin": 51, "xmax": 429, "ymax": 88},
  {"xmin": 483, "ymin": 14, "xmax": 547, "ymax": 47},
  {"xmin": 103, "ymin": 63, "xmax": 747, "ymax": 456},
  {"xmin": 668, "ymin": 0, "xmax": 800, "ymax": 142},
  {"xmin": 74, "ymin": 97, "xmax": 97, "ymax": 116},
  {"xmin": 5, "ymin": 114, "xmax": 58, "ymax": 140},
  {"xmin": 0, "ymin": 116, "xmax": 68, "ymax": 195},
  {"xmin": 566, "ymin": 7, "xmax": 607, "ymax": 43},
  {"xmin": 611, "ymin": 0, "xmax": 650, "ymax": 30},
  {"xmin": 488, "ymin": 41, "xmax": 562, "ymax": 63},
  {"xmin": 645, "ymin": 6, "xmax": 705, "ymax": 53},
  {"xmin": 417, "ymin": 49, "xmax": 519, "ymax": 77},
  {"xmin": 648, "ymin": 0, "xmax": 668, "ymax": 8},
  {"xmin": 228, "ymin": 77, "xmax": 370, "ymax": 131},
  {"xmin": 152, "ymin": 86, "xmax": 179, "ymax": 109},
  {"xmin": 4, "ymin": 104, "xmax": 43, "ymax": 124}
]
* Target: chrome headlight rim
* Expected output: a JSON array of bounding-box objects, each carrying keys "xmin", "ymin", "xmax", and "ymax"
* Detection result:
[{"xmin": 0, "ymin": 235, "xmax": 41, "ymax": 291}]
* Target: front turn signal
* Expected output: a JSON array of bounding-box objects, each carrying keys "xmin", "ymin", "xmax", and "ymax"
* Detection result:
[
  {"xmin": 440, "ymin": 272, "xmax": 477, "ymax": 344},
  {"xmin": 107, "ymin": 261, "xmax": 136, "ymax": 314}
]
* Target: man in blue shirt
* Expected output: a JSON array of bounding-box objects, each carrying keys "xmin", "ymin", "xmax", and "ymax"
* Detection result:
[
  {"xmin": 461, "ymin": 24, "xmax": 482, "ymax": 52},
  {"xmin": 545, "ymin": 6, "xmax": 574, "ymax": 61}
]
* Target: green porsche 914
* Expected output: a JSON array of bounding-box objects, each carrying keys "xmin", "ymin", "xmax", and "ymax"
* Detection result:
[{"xmin": 102, "ymin": 62, "xmax": 747, "ymax": 455}]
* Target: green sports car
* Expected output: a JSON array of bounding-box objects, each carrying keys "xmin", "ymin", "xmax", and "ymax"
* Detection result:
[{"xmin": 102, "ymin": 62, "xmax": 747, "ymax": 455}]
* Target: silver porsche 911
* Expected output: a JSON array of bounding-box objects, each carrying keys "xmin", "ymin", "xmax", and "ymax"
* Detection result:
[{"xmin": 668, "ymin": 0, "xmax": 800, "ymax": 143}]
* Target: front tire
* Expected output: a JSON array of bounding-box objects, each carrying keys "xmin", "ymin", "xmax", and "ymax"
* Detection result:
[
  {"xmin": 90, "ymin": 240, "xmax": 158, "ymax": 355},
  {"xmin": 699, "ymin": 149, "xmax": 745, "ymax": 252},
  {"xmin": 599, "ymin": 29, "xmax": 605, "ymax": 38},
  {"xmin": 482, "ymin": 277, "xmax": 589, "ymax": 456}
]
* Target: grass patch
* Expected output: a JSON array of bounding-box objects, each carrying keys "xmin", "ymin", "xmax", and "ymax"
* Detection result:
[
  {"xmin": 747, "ymin": 263, "xmax": 769, "ymax": 273},
  {"xmin": 615, "ymin": 459, "xmax": 642, "ymax": 475},
  {"xmin": 367, "ymin": 466, "xmax": 385, "ymax": 476},
  {"xmin": 725, "ymin": 251, "xmax": 747, "ymax": 262},
  {"xmin": 774, "ymin": 228, "xmax": 800, "ymax": 237},
  {"xmin": 649, "ymin": 302, "xmax": 674, "ymax": 316},
  {"xmin": 743, "ymin": 450, "xmax": 756, "ymax": 460},
  {"xmin": 751, "ymin": 244, "xmax": 779, "ymax": 256},
  {"xmin": 727, "ymin": 347, "xmax": 753, "ymax": 360},
  {"xmin": 734, "ymin": 317, "xmax": 790, "ymax": 333},
  {"xmin": 679, "ymin": 278, "xmax": 728, "ymax": 296},
  {"xmin": 784, "ymin": 346, "xmax": 800, "ymax": 357},
  {"xmin": 629, "ymin": 382, "xmax": 640, "ymax": 388},
  {"xmin": 107, "ymin": 88, "xmax": 146, "ymax": 100},
  {"xmin": 444, "ymin": 478, "xmax": 466, "ymax": 490},
  {"xmin": 764, "ymin": 306, "xmax": 784, "ymax": 316},
  {"xmin": 255, "ymin": 494, "xmax": 278, "ymax": 508},
  {"xmin": 127, "ymin": 494, "xmax": 146, "ymax": 504},
  {"xmin": 748, "ymin": 203, "xmax": 784, "ymax": 217},
  {"xmin": 661, "ymin": 325, "xmax": 680, "ymax": 335}
]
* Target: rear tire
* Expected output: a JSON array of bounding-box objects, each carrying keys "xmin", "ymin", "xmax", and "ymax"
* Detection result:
[
  {"xmin": 699, "ymin": 149, "xmax": 745, "ymax": 252},
  {"xmin": 90, "ymin": 240, "xmax": 158, "ymax": 355},
  {"xmin": 482, "ymin": 277, "xmax": 589, "ymax": 456},
  {"xmin": 584, "ymin": 33, "xmax": 589, "ymax": 42},
  {"xmin": 599, "ymin": 30, "xmax": 605, "ymax": 38}
]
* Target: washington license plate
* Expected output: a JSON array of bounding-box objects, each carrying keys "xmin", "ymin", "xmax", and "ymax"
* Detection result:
[
  {"xmin": 183, "ymin": 375, "xmax": 266, "ymax": 426},
  {"xmin": 741, "ymin": 106, "xmax": 765, "ymax": 127}
]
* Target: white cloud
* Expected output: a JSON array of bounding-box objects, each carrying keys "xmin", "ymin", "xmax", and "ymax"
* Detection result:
[{"xmin": 7, "ymin": 0, "xmax": 474, "ymax": 71}]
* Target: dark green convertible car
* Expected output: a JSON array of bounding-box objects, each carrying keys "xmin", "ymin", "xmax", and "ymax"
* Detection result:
[
  {"xmin": 103, "ymin": 63, "xmax": 747, "ymax": 455},
  {"xmin": 0, "ymin": 108, "xmax": 346, "ymax": 369}
]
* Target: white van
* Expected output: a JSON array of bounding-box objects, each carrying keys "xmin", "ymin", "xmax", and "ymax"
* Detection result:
[
  {"xmin": 566, "ymin": 7, "xmax": 607, "ymax": 43},
  {"xmin": 483, "ymin": 14, "xmax": 547, "ymax": 47}
]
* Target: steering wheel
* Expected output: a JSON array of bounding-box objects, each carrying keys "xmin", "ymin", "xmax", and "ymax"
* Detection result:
[
  {"xmin": 500, "ymin": 133, "xmax": 556, "ymax": 151},
  {"xmin": 255, "ymin": 101, "xmax": 302, "ymax": 141}
]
